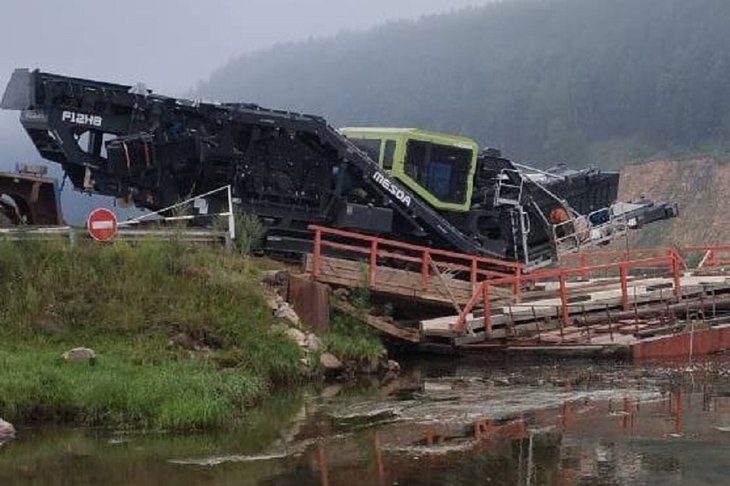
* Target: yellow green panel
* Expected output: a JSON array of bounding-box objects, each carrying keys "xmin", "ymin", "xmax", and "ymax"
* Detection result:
[{"xmin": 339, "ymin": 127, "xmax": 479, "ymax": 212}]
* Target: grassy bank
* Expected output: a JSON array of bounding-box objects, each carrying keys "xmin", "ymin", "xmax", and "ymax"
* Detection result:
[
  {"xmin": 324, "ymin": 313, "xmax": 384, "ymax": 364},
  {"xmin": 0, "ymin": 238, "xmax": 304, "ymax": 430}
]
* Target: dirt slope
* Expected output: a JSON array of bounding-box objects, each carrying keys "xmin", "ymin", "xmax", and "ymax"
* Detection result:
[{"xmin": 618, "ymin": 158, "xmax": 730, "ymax": 247}]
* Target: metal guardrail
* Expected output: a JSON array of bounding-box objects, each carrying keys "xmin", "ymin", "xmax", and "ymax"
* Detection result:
[
  {"xmin": 0, "ymin": 225, "xmax": 231, "ymax": 247},
  {"xmin": 0, "ymin": 185, "xmax": 236, "ymax": 248}
]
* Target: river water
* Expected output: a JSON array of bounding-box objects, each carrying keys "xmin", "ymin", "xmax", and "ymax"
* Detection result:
[{"xmin": 2, "ymin": 356, "xmax": 730, "ymax": 485}]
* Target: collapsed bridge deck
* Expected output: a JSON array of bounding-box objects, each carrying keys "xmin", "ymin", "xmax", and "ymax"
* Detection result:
[{"xmin": 303, "ymin": 225, "xmax": 730, "ymax": 359}]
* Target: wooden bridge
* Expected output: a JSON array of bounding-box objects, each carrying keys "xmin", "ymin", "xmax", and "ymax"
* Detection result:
[
  {"xmin": 302, "ymin": 225, "xmax": 730, "ymax": 358},
  {"xmin": 305, "ymin": 225, "xmax": 522, "ymax": 310}
]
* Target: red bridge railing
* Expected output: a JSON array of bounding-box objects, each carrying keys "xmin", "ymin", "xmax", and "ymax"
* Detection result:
[
  {"xmin": 453, "ymin": 249, "xmax": 685, "ymax": 334},
  {"xmin": 681, "ymin": 245, "xmax": 730, "ymax": 268},
  {"xmin": 308, "ymin": 225, "xmax": 524, "ymax": 295},
  {"xmin": 307, "ymin": 225, "xmax": 728, "ymax": 336}
]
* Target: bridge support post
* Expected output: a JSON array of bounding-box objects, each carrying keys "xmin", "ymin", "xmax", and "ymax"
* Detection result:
[
  {"xmin": 422, "ymin": 251, "xmax": 431, "ymax": 289},
  {"xmin": 470, "ymin": 258, "xmax": 477, "ymax": 293},
  {"xmin": 672, "ymin": 252, "xmax": 682, "ymax": 300},
  {"xmin": 513, "ymin": 267, "xmax": 522, "ymax": 303},
  {"xmin": 483, "ymin": 283, "xmax": 492, "ymax": 337},
  {"xmin": 558, "ymin": 273, "xmax": 570, "ymax": 327},
  {"xmin": 619, "ymin": 263, "xmax": 629, "ymax": 311},
  {"xmin": 369, "ymin": 240, "xmax": 378, "ymax": 286},
  {"xmin": 312, "ymin": 228, "xmax": 322, "ymax": 279}
]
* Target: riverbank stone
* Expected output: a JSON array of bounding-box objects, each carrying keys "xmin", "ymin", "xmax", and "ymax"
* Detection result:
[
  {"xmin": 275, "ymin": 302, "xmax": 300, "ymax": 325},
  {"xmin": 266, "ymin": 293, "xmax": 285, "ymax": 311},
  {"xmin": 286, "ymin": 328, "xmax": 307, "ymax": 347},
  {"xmin": 0, "ymin": 418, "xmax": 15, "ymax": 441},
  {"xmin": 62, "ymin": 347, "xmax": 97, "ymax": 363},
  {"xmin": 306, "ymin": 333, "xmax": 323, "ymax": 352},
  {"xmin": 262, "ymin": 270, "xmax": 288, "ymax": 287},
  {"xmin": 320, "ymin": 353, "xmax": 343, "ymax": 371},
  {"xmin": 387, "ymin": 360, "xmax": 401, "ymax": 373}
]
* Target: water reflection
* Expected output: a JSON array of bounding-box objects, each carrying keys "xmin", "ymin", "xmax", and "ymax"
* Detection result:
[{"xmin": 2, "ymin": 358, "xmax": 730, "ymax": 485}]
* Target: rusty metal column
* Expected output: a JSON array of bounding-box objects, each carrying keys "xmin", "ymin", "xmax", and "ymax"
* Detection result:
[
  {"xmin": 312, "ymin": 228, "xmax": 322, "ymax": 280},
  {"xmin": 483, "ymin": 283, "xmax": 493, "ymax": 337},
  {"xmin": 672, "ymin": 253, "xmax": 682, "ymax": 299},
  {"xmin": 422, "ymin": 251, "xmax": 431, "ymax": 289},
  {"xmin": 470, "ymin": 258, "xmax": 478, "ymax": 293},
  {"xmin": 513, "ymin": 267, "xmax": 522, "ymax": 303},
  {"xmin": 619, "ymin": 263, "xmax": 629, "ymax": 311},
  {"xmin": 558, "ymin": 273, "xmax": 570, "ymax": 327},
  {"xmin": 369, "ymin": 240, "xmax": 378, "ymax": 287}
]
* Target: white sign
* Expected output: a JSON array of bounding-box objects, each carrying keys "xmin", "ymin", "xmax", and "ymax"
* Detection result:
[
  {"xmin": 372, "ymin": 171, "xmax": 412, "ymax": 208},
  {"xmin": 61, "ymin": 110, "xmax": 103, "ymax": 127}
]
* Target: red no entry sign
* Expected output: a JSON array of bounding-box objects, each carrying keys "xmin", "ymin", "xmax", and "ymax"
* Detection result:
[{"xmin": 87, "ymin": 208, "xmax": 118, "ymax": 242}]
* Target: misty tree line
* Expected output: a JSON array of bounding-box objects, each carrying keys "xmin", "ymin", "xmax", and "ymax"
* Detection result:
[{"xmin": 198, "ymin": 0, "xmax": 730, "ymax": 168}]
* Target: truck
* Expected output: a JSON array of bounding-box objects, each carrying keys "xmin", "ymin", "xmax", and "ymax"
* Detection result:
[{"xmin": 1, "ymin": 69, "xmax": 676, "ymax": 267}]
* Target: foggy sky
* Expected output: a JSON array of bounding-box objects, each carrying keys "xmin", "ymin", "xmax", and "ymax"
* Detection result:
[
  {"xmin": 0, "ymin": 0, "xmax": 495, "ymax": 158},
  {"xmin": 0, "ymin": 0, "xmax": 494, "ymax": 96},
  {"xmin": 0, "ymin": 0, "xmax": 495, "ymax": 219}
]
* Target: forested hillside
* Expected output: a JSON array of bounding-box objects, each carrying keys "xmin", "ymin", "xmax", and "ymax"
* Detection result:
[{"xmin": 198, "ymin": 0, "xmax": 730, "ymax": 167}]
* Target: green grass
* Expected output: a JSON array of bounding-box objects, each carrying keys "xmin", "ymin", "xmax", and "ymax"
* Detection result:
[
  {"xmin": 322, "ymin": 282, "xmax": 386, "ymax": 364},
  {"xmin": 323, "ymin": 308, "xmax": 385, "ymax": 364},
  {"xmin": 0, "ymin": 238, "xmax": 269, "ymax": 338},
  {"xmin": 0, "ymin": 238, "xmax": 303, "ymax": 430},
  {"xmin": 213, "ymin": 211, "xmax": 265, "ymax": 256},
  {"xmin": 0, "ymin": 341, "xmax": 266, "ymax": 430}
]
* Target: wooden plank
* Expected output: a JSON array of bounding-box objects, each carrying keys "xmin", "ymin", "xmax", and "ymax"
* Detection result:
[
  {"xmin": 304, "ymin": 254, "xmax": 515, "ymax": 306},
  {"xmin": 306, "ymin": 254, "xmax": 514, "ymax": 296},
  {"xmin": 309, "ymin": 252, "xmax": 730, "ymax": 347},
  {"xmin": 332, "ymin": 300, "xmax": 420, "ymax": 343},
  {"xmin": 423, "ymin": 274, "xmax": 730, "ymax": 341}
]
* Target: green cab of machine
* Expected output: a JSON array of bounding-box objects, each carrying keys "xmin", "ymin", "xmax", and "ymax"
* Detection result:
[{"xmin": 339, "ymin": 127, "xmax": 479, "ymax": 212}]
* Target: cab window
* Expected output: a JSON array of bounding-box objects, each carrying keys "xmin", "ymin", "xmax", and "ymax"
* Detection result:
[
  {"xmin": 404, "ymin": 140, "xmax": 471, "ymax": 204},
  {"xmin": 382, "ymin": 140, "xmax": 396, "ymax": 170},
  {"xmin": 350, "ymin": 138, "xmax": 381, "ymax": 164}
]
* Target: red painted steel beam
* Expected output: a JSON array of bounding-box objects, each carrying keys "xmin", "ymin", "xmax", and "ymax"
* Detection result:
[
  {"xmin": 558, "ymin": 273, "xmax": 570, "ymax": 327},
  {"xmin": 470, "ymin": 259, "xmax": 478, "ymax": 293},
  {"xmin": 672, "ymin": 253, "xmax": 682, "ymax": 298},
  {"xmin": 454, "ymin": 281, "xmax": 486, "ymax": 333},
  {"xmin": 369, "ymin": 240, "xmax": 378, "ymax": 286},
  {"xmin": 320, "ymin": 240, "xmax": 370, "ymax": 255},
  {"xmin": 421, "ymin": 251, "xmax": 430, "ymax": 289},
  {"xmin": 619, "ymin": 263, "xmax": 629, "ymax": 311},
  {"xmin": 483, "ymin": 284, "xmax": 493, "ymax": 336},
  {"xmin": 632, "ymin": 325, "xmax": 730, "ymax": 360}
]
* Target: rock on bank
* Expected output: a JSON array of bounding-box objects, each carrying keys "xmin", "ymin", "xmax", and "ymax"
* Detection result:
[{"xmin": 0, "ymin": 417, "xmax": 15, "ymax": 442}]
